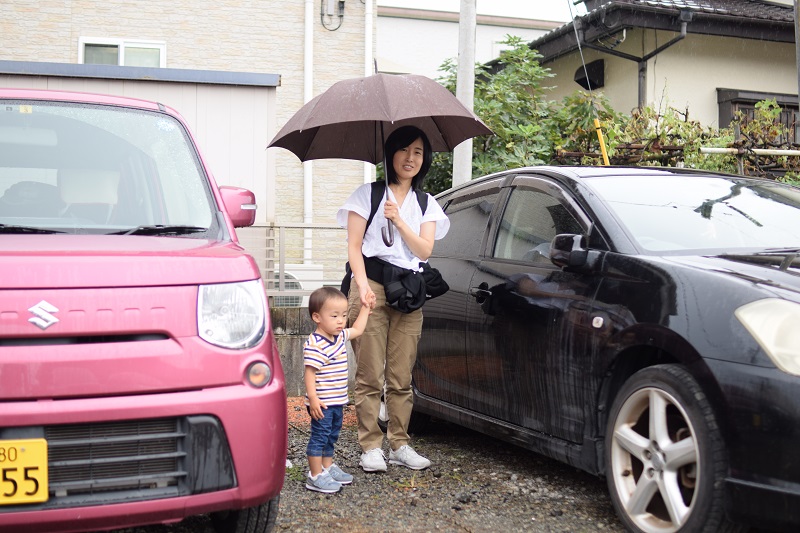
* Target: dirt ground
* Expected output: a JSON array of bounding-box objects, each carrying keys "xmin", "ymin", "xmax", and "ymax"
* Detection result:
[{"xmin": 286, "ymin": 395, "xmax": 358, "ymax": 428}]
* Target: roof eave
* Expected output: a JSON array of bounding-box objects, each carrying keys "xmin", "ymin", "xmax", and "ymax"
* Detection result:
[{"xmin": 523, "ymin": 3, "xmax": 794, "ymax": 65}]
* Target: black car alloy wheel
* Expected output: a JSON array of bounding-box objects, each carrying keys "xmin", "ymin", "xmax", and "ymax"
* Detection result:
[{"xmin": 605, "ymin": 365, "xmax": 732, "ymax": 533}]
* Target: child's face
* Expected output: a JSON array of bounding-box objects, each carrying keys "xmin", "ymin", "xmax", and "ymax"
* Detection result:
[{"xmin": 312, "ymin": 297, "xmax": 348, "ymax": 338}]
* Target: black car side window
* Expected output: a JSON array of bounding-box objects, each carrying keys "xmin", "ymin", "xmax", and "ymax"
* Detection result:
[
  {"xmin": 435, "ymin": 190, "xmax": 500, "ymax": 258},
  {"xmin": 493, "ymin": 188, "xmax": 583, "ymax": 263}
]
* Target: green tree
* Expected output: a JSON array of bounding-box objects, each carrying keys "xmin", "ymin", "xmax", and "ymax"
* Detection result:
[
  {"xmin": 425, "ymin": 36, "xmax": 555, "ymax": 194},
  {"xmin": 421, "ymin": 38, "xmax": 798, "ymax": 194},
  {"xmin": 550, "ymin": 90, "xmax": 624, "ymax": 164}
]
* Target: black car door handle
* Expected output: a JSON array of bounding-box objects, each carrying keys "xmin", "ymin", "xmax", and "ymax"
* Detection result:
[{"xmin": 469, "ymin": 287, "xmax": 492, "ymax": 299}]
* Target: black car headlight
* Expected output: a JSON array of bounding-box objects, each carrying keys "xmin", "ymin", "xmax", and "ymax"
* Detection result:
[
  {"xmin": 198, "ymin": 280, "xmax": 267, "ymax": 349},
  {"xmin": 735, "ymin": 298, "xmax": 800, "ymax": 376}
]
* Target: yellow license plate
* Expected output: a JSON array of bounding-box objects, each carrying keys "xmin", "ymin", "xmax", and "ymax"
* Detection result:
[{"xmin": 0, "ymin": 439, "xmax": 49, "ymax": 505}]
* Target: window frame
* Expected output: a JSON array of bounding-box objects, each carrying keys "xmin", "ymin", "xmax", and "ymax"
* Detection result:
[
  {"xmin": 717, "ymin": 88, "xmax": 798, "ymax": 143},
  {"xmin": 79, "ymin": 37, "xmax": 167, "ymax": 68},
  {"xmin": 490, "ymin": 177, "xmax": 590, "ymax": 264},
  {"xmin": 435, "ymin": 176, "xmax": 506, "ymax": 260}
]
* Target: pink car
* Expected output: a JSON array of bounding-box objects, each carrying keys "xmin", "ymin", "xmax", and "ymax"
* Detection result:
[{"xmin": 0, "ymin": 88, "xmax": 286, "ymax": 533}]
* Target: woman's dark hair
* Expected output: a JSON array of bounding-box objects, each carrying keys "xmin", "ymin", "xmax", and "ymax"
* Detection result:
[{"xmin": 384, "ymin": 126, "xmax": 432, "ymax": 190}]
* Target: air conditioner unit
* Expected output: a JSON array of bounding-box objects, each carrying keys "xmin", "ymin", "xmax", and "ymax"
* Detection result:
[{"xmin": 272, "ymin": 262, "xmax": 325, "ymax": 307}]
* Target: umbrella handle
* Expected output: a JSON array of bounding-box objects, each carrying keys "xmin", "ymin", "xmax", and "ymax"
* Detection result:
[{"xmin": 382, "ymin": 221, "xmax": 395, "ymax": 246}]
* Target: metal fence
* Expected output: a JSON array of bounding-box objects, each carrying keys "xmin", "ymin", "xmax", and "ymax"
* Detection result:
[{"xmin": 237, "ymin": 223, "xmax": 349, "ymax": 307}]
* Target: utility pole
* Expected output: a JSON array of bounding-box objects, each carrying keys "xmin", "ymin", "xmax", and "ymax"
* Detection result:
[
  {"xmin": 453, "ymin": 0, "xmax": 476, "ymax": 187},
  {"xmin": 796, "ymin": 1, "xmax": 800, "ymax": 109}
]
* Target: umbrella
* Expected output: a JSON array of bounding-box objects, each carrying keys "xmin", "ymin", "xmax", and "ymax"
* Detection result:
[
  {"xmin": 268, "ymin": 73, "xmax": 492, "ymax": 165},
  {"xmin": 267, "ymin": 73, "xmax": 493, "ymax": 243}
]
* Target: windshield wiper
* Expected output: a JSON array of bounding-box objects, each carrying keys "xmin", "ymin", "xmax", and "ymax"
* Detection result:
[
  {"xmin": 112, "ymin": 225, "xmax": 208, "ymax": 236},
  {"xmin": 718, "ymin": 248, "xmax": 800, "ymax": 272},
  {"xmin": 0, "ymin": 223, "xmax": 65, "ymax": 234},
  {"xmin": 759, "ymin": 247, "xmax": 800, "ymax": 255}
]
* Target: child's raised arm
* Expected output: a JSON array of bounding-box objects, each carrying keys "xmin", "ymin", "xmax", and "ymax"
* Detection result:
[{"xmin": 346, "ymin": 302, "xmax": 372, "ymax": 340}]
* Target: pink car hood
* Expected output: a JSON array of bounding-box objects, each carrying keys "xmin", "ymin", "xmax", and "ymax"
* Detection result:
[{"xmin": 0, "ymin": 234, "xmax": 259, "ymax": 289}]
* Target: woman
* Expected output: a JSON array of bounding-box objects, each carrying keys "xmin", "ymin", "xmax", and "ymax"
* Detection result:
[{"xmin": 337, "ymin": 125, "xmax": 450, "ymax": 472}]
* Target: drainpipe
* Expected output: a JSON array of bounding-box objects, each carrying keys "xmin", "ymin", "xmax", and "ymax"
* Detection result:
[
  {"xmin": 795, "ymin": 0, "xmax": 800, "ymax": 108},
  {"xmin": 364, "ymin": 0, "xmax": 374, "ymax": 184},
  {"xmin": 303, "ymin": 0, "xmax": 314, "ymax": 262},
  {"xmin": 579, "ymin": 15, "xmax": 689, "ymax": 109}
]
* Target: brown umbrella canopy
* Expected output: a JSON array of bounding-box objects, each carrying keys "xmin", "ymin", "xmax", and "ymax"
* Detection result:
[{"xmin": 267, "ymin": 73, "xmax": 493, "ymax": 164}]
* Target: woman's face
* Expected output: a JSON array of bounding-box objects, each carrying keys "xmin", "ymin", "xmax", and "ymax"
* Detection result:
[{"xmin": 392, "ymin": 137, "xmax": 424, "ymax": 183}]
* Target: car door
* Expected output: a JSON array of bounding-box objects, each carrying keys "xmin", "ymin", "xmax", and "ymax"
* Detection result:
[
  {"xmin": 414, "ymin": 177, "xmax": 504, "ymax": 408},
  {"xmin": 465, "ymin": 174, "xmax": 601, "ymax": 443}
]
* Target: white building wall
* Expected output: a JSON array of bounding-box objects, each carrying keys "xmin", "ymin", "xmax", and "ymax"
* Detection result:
[
  {"xmin": 645, "ymin": 33, "xmax": 796, "ymax": 127},
  {"xmin": 377, "ymin": 11, "xmax": 557, "ymax": 78}
]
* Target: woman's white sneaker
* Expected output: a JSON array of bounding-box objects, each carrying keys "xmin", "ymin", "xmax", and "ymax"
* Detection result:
[
  {"xmin": 359, "ymin": 448, "xmax": 387, "ymax": 472},
  {"xmin": 388, "ymin": 445, "xmax": 431, "ymax": 470}
]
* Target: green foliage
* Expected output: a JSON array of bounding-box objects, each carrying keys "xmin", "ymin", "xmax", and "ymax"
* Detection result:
[
  {"xmin": 425, "ymin": 36, "xmax": 555, "ymax": 194},
  {"xmin": 732, "ymin": 99, "xmax": 800, "ymax": 180},
  {"xmin": 781, "ymin": 174, "xmax": 800, "ymax": 186},
  {"xmin": 285, "ymin": 464, "xmax": 305, "ymax": 482},
  {"xmin": 419, "ymin": 39, "xmax": 798, "ymax": 195},
  {"xmin": 550, "ymin": 90, "xmax": 624, "ymax": 160},
  {"xmin": 611, "ymin": 104, "xmax": 738, "ymax": 172}
]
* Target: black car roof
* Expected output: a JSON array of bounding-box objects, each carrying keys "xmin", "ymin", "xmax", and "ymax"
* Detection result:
[{"xmin": 436, "ymin": 165, "xmax": 747, "ymax": 198}]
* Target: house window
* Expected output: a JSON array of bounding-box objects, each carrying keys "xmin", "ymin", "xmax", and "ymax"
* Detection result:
[
  {"xmin": 79, "ymin": 38, "xmax": 166, "ymax": 67},
  {"xmin": 718, "ymin": 88, "xmax": 798, "ymax": 143}
]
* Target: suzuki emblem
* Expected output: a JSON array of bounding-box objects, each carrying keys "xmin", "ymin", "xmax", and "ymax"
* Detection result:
[{"xmin": 29, "ymin": 300, "xmax": 59, "ymax": 330}]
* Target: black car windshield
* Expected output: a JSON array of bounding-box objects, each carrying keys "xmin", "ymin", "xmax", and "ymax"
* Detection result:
[
  {"xmin": 0, "ymin": 99, "xmax": 214, "ymax": 235},
  {"xmin": 589, "ymin": 174, "xmax": 800, "ymax": 253}
]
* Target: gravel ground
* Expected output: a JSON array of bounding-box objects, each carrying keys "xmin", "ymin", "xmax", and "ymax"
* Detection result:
[
  {"xmin": 118, "ymin": 399, "xmax": 625, "ymax": 533},
  {"xmin": 276, "ymin": 403, "xmax": 623, "ymax": 532}
]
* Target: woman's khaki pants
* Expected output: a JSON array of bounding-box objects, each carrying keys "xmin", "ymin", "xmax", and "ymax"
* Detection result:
[{"xmin": 348, "ymin": 278, "xmax": 423, "ymax": 452}]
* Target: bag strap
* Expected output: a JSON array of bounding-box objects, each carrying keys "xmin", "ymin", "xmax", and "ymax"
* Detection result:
[{"xmin": 365, "ymin": 181, "xmax": 428, "ymax": 235}]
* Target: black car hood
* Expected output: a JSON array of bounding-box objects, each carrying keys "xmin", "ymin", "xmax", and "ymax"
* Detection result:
[{"xmin": 664, "ymin": 253, "xmax": 800, "ymax": 298}]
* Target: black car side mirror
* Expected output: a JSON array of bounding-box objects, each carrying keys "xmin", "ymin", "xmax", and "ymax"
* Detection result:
[{"xmin": 550, "ymin": 234, "xmax": 589, "ymax": 268}]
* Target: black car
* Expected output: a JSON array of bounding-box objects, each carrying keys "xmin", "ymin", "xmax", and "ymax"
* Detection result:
[{"xmin": 410, "ymin": 166, "xmax": 800, "ymax": 532}]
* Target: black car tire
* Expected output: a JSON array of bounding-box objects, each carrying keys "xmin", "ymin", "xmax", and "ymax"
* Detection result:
[
  {"xmin": 604, "ymin": 364, "xmax": 737, "ymax": 533},
  {"xmin": 377, "ymin": 393, "xmax": 430, "ymax": 435},
  {"xmin": 211, "ymin": 495, "xmax": 279, "ymax": 533}
]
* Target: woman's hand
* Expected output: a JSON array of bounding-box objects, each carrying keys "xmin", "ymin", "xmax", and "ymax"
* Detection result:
[
  {"xmin": 383, "ymin": 199, "xmax": 401, "ymax": 224},
  {"xmin": 357, "ymin": 280, "xmax": 376, "ymax": 309}
]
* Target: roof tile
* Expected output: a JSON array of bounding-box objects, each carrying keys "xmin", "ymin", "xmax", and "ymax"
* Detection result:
[{"xmin": 588, "ymin": 0, "xmax": 792, "ymax": 23}]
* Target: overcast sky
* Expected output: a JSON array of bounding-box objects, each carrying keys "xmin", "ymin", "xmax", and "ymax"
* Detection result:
[{"xmin": 377, "ymin": 0, "xmax": 586, "ymax": 22}]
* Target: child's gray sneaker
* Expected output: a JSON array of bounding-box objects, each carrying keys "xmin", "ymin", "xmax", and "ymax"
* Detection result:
[
  {"xmin": 305, "ymin": 471, "xmax": 342, "ymax": 493},
  {"xmin": 388, "ymin": 445, "xmax": 431, "ymax": 470},
  {"xmin": 325, "ymin": 463, "xmax": 353, "ymax": 485},
  {"xmin": 359, "ymin": 448, "xmax": 387, "ymax": 472}
]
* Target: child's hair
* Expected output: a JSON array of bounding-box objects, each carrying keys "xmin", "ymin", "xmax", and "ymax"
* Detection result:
[{"xmin": 308, "ymin": 286, "xmax": 347, "ymax": 317}]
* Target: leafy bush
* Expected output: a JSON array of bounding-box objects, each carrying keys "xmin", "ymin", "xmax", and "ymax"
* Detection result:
[
  {"xmin": 426, "ymin": 36, "xmax": 555, "ymax": 193},
  {"xmin": 732, "ymin": 99, "xmax": 800, "ymax": 182},
  {"xmin": 420, "ymin": 37, "xmax": 799, "ymax": 195}
]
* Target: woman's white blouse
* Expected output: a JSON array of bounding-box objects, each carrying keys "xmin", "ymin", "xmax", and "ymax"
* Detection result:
[{"xmin": 337, "ymin": 182, "xmax": 450, "ymax": 271}]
